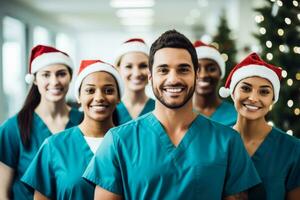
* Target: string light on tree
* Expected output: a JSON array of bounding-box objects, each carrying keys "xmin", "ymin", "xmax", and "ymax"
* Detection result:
[
  {"xmin": 266, "ymin": 53, "xmax": 273, "ymax": 60},
  {"xmin": 268, "ymin": 121, "xmax": 274, "ymax": 126},
  {"xmin": 277, "ymin": 28, "xmax": 284, "ymax": 36},
  {"xmin": 296, "ymin": 73, "xmax": 300, "ymax": 80},
  {"xmin": 255, "ymin": 15, "xmax": 264, "ymax": 23},
  {"xmin": 298, "ymin": 14, "xmax": 300, "ymax": 20},
  {"xmin": 285, "ymin": 17, "xmax": 291, "ymax": 25},
  {"xmin": 293, "ymin": 0, "xmax": 299, "ymax": 7},
  {"xmin": 221, "ymin": 53, "xmax": 228, "ymax": 62},
  {"xmin": 260, "ymin": 27, "xmax": 267, "ymax": 34},
  {"xmin": 294, "ymin": 108, "xmax": 300, "ymax": 116},
  {"xmin": 266, "ymin": 40, "xmax": 272, "ymax": 48},
  {"xmin": 287, "ymin": 78, "xmax": 293, "ymax": 86},
  {"xmin": 279, "ymin": 45, "xmax": 286, "ymax": 52},
  {"xmin": 282, "ymin": 70, "xmax": 288, "ymax": 78},
  {"xmin": 277, "ymin": 0, "xmax": 283, "ymax": 7},
  {"xmin": 287, "ymin": 100, "xmax": 294, "ymax": 107},
  {"xmin": 294, "ymin": 46, "xmax": 300, "ymax": 54}
]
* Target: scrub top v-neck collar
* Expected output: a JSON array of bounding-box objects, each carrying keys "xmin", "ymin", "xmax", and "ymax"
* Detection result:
[
  {"xmin": 33, "ymin": 108, "xmax": 78, "ymax": 134},
  {"xmin": 147, "ymin": 113, "xmax": 199, "ymax": 159},
  {"xmin": 251, "ymin": 128, "xmax": 275, "ymax": 160},
  {"xmin": 120, "ymin": 98, "xmax": 153, "ymax": 119}
]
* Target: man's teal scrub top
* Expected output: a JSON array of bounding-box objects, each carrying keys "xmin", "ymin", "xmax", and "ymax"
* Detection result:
[{"xmin": 83, "ymin": 112, "xmax": 261, "ymax": 199}]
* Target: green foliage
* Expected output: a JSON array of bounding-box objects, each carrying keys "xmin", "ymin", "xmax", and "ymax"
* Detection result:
[
  {"xmin": 213, "ymin": 11, "xmax": 237, "ymax": 87},
  {"xmin": 254, "ymin": 0, "xmax": 300, "ymax": 137}
]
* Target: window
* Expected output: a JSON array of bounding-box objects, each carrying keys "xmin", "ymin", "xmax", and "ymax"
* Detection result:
[{"xmin": 2, "ymin": 16, "xmax": 26, "ymax": 117}]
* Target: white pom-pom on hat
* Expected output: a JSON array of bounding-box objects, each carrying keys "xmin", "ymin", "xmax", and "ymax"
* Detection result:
[
  {"xmin": 25, "ymin": 73, "xmax": 35, "ymax": 84},
  {"xmin": 219, "ymin": 87, "xmax": 231, "ymax": 98}
]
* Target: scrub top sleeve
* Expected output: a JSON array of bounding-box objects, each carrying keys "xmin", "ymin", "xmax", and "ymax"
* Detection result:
[
  {"xmin": 83, "ymin": 131, "xmax": 123, "ymax": 196},
  {"xmin": 223, "ymin": 134, "xmax": 261, "ymax": 196},
  {"xmin": 21, "ymin": 139, "xmax": 55, "ymax": 199},
  {"xmin": 0, "ymin": 119, "xmax": 20, "ymax": 168},
  {"xmin": 286, "ymin": 145, "xmax": 300, "ymax": 191}
]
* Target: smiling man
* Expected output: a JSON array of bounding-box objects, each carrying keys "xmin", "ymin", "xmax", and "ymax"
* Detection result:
[{"xmin": 83, "ymin": 30, "xmax": 261, "ymax": 200}]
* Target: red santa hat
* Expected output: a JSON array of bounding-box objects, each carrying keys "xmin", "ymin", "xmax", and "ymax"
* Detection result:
[
  {"xmin": 74, "ymin": 60, "xmax": 124, "ymax": 101},
  {"xmin": 25, "ymin": 45, "xmax": 73, "ymax": 84},
  {"xmin": 114, "ymin": 38, "xmax": 149, "ymax": 66},
  {"xmin": 193, "ymin": 40, "xmax": 226, "ymax": 79},
  {"xmin": 219, "ymin": 52, "xmax": 282, "ymax": 103}
]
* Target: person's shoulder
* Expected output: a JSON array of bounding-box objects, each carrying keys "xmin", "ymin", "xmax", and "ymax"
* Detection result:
[
  {"xmin": 272, "ymin": 127, "xmax": 300, "ymax": 147},
  {"xmin": 195, "ymin": 114, "xmax": 239, "ymax": 138},
  {"xmin": 110, "ymin": 113, "xmax": 152, "ymax": 137},
  {"xmin": 0, "ymin": 114, "xmax": 19, "ymax": 127},
  {"xmin": 47, "ymin": 126, "xmax": 79, "ymax": 144}
]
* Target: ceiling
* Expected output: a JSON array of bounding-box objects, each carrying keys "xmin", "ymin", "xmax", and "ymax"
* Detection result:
[{"xmin": 12, "ymin": 0, "xmax": 241, "ymax": 33}]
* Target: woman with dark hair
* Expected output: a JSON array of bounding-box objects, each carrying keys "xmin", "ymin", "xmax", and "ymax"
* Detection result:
[
  {"xmin": 0, "ymin": 45, "xmax": 83, "ymax": 200},
  {"xmin": 219, "ymin": 53, "xmax": 300, "ymax": 199},
  {"xmin": 21, "ymin": 60, "xmax": 123, "ymax": 200},
  {"xmin": 114, "ymin": 38, "xmax": 155, "ymax": 125}
]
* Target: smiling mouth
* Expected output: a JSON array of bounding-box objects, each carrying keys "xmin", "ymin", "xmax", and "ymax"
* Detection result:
[
  {"xmin": 243, "ymin": 104, "xmax": 261, "ymax": 110},
  {"xmin": 90, "ymin": 105, "xmax": 109, "ymax": 112},
  {"xmin": 48, "ymin": 88, "xmax": 63, "ymax": 95}
]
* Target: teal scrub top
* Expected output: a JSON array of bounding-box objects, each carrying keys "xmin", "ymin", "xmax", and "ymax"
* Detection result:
[
  {"xmin": 211, "ymin": 101, "xmax": 237, "ymax": 126},
  {"xmin": 83, "ymin": 112, "xmax": 261, "ymax": 200},
  {"xmin": 251, "ymin": 127, "xmax": 300, "ymax": 200},
  {"xmin": 115, "ymin": 98, "xmax": 155, "ymax": 125},
  {"xmin": 21, "ymin": 126, "xmax": 95, "ymax": 200},
  {"xmin": 0, "ymin": 108, "xmax": 83, "ymax": 200}
]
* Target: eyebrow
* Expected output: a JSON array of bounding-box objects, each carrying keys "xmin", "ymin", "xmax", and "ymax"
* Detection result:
[
  {"xmin": 241, "ymin": 81, "xmax": 272, "ymax": 88},
  {"xmin": 41, "ymin": 69, "xmax": 68, "ymax": 73},
  {"xmin": 83, "ymin": 84, "xmax": 115, "ymax": 87}
]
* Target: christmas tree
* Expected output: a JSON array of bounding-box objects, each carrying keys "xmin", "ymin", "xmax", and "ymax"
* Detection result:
[
  {"xmin": 254, "ymin": 0, "xmax": 300, "ymax": 137},
  {"xmin": 212, "ymin": 11, "xmax": 237, "ymax": 87}
]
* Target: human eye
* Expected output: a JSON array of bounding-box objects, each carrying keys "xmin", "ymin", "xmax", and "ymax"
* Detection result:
[
  {"xmin": 104, "ymin": 87, "xmax": 115, "ymax": 95},
  {"xmin": 259, "ymin": 88, "xmax": 271, "ymax": 96},
  {"xmin": 179, "ymin": 67, "xmax": 190, "ymax": 73},
  {"xmin": 157, "ymin": 67, "xmax": 168, "ymax": 74},
  {"xmin": 41, "ymin": 73, "xmax": 50, "ymax": 78},
  {"xmin": 240, "ymin": 85, "xmax": 251, "ymax": 92},
  {"xmin": 207, "ymin": 65, "xmax": 218, "ymax": 73},
  {"xmin": 139, "ymin": 63, "xmax": 148, "ymax": 69},
  {"xmin": 57, "ymin": 71, "xmax": 67, "ymax": 77},
  {"xmin": 125, "ymin": 64, "xmax": 132, "ymax": 69},
  {"xmin": 84, "ymin": 87, "xmax": 95, "ymax": 94}
]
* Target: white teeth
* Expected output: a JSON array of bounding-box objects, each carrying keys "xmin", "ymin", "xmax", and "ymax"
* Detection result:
[
  {"xmin": 48, "ymin": 88, "xmax": 62, "ymax": 95},
  {"xmin": 91, "ymin": 105, "xmax": 107, "ymax": 112},
  {"xmin": 165, "ymin": 88, "xmax": 182, "ymax": 93},
  {"xmin": 197, "ymin": 81, "xmax": 210, "ymax": 87},
  {"xmin": 244, "ymin": 105, "xmax": 259, "ymax": 110}
]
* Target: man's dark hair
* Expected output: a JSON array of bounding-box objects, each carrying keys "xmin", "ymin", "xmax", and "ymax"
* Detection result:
[{"xmin": 148, "ymin": 29, "xmax": 198, "ymax": 73}]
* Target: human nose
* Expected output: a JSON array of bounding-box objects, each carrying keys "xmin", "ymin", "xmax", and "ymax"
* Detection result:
[
  {"xmin": 132, "ymin": 66, "xmax": 141, "ymax": 77},
  {"xmin": 94, "ymin": 89, "xmax": 105, "ymax": 102},
  {"xmin": 248, "ymin": 91, "xmax": 259, "ymax": 102},
  {"xmin": 167, "ymin": 70, "xmax": 179, "ymax": 84},
  {"xmin": 49, "ymin": 74, "xmax": 59, "ymax": 84}
]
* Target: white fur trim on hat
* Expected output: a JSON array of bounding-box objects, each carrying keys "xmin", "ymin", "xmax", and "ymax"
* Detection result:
[
  {"xmin": 195, "ymin": 46, "xmax": 225, "ymax": 79},
  {"xmin": 229, "ymin": 65, "xmax": 280, "ymax": 103},
  {"xmin": 31, "ymin": 52, "xmax": 73, "ymax": 74},
  {"xmin": 25, "ymin": 73, "xmax": 35, "ymax": 84},
  {"xmin": 74, "ymin": 63, "xmax": 124, "ymax": 101},
  {"xmin": 114, "ymin": 41, "xmax": 149, "ymax": 66}
]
